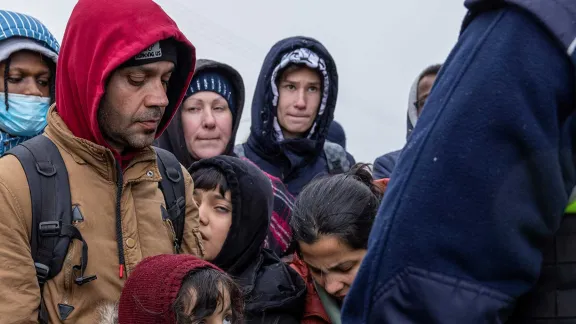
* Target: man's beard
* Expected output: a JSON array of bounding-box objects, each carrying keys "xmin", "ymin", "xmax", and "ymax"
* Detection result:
[{"xmin": 97, "ymin": 105, "xmax": 163, "ymax": 152}]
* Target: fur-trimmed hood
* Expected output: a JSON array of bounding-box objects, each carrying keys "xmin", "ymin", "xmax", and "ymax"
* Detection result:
[{"xmin": 98, "ymin": 304, "xmax": 118, "ymax": 324}]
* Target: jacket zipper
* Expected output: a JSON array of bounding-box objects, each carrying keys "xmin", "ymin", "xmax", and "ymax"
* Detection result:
[{"xmin": 115, "ymin": 162, "xmax": 125, "ymax": 278}]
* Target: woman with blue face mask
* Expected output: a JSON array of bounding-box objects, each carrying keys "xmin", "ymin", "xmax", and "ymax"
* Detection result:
[{"xmin": 0, "ymin": 10, "xmax": 59, "ymax": 154}]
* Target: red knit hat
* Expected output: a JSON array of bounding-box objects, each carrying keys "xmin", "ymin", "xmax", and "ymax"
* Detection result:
[{"xmin": 118, "ymin": 254, "xmax": 221, "ymax": 324}]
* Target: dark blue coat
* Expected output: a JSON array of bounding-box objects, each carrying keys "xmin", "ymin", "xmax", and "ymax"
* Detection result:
[
  {"xmin": 344, "ymin": 2, "xmax": 576, "ymax": 323},
  {"xmin": 239, "ymin": 36, "xmax": 353, "ymax": 196}
]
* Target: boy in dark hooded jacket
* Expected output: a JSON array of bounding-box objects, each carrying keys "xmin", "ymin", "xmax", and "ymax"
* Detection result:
[
  {"xmin": 236, "ymin": 36, "xmax": 354, "ymax": 196},
  {"xmin": 189, "ymin": 156, "xmax": 306, "ymax": 324}
]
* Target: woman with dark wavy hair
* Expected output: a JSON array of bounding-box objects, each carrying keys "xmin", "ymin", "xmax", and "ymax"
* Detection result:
[{"xmin": 290, "ymin": 164, "xmax": 384, "ymax": 324}]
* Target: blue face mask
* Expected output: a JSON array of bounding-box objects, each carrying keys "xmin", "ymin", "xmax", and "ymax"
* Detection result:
[{"xmin": 0, "ymin": 93, "xmax": 50, "ymax": 137}]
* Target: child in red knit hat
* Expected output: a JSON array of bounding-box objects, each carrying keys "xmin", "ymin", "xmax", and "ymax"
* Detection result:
[{"xmin": 98, "ymin": 254, "xmax": 243, "ymax": 324}]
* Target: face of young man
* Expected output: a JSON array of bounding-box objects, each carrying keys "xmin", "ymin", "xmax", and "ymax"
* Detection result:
[
  {"xmin": 0, "ymin": 50, "xmax": 52, "ymax": 98},
  {"xmin": 276, "ymin": 66, "xmax": 321, "ymax": 139}
]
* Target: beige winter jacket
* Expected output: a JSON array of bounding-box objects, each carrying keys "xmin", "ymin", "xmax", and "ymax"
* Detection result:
[{"xmin": 0, "ymin": 110, "xmax": 204, "ymax": 323}]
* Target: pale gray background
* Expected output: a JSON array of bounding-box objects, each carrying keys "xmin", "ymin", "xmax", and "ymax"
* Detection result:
[{"xmin": 3, "ymin": 0, "xmax": 467, "ymax": 163}]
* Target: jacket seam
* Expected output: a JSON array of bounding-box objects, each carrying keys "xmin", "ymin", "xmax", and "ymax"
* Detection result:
[
  {"xmin": 0, "ymin": 175, "xmax": 27, "ymax": 238},
  {"xmin": 373, "ymin": 267, "xmax": 514, "ymax": 304}
]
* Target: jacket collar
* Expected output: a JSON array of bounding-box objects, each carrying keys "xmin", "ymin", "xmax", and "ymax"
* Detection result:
[{"xmin": 44, "ymin": 106, "xmax": 161, "ymax": 183}]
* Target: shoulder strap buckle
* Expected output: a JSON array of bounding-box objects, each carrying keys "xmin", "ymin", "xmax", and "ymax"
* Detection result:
[
  {"xmin": 34, "ymin": 262, "xmax": 50, "ymax": 285},
  {"xmin": 38, "ymin": 221, "xmax": 60, "ymax": 237},
  {"xmin": 168, "ymin": 196, "xmax": 186, "ymax": 219}
]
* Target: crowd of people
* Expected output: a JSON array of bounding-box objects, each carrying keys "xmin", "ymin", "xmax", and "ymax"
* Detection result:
[{"xmin": 0, "ymin": 0, "xmax": 575, "ymax": 323}]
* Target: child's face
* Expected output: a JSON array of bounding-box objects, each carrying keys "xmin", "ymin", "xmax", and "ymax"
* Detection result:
[
  {"xmin": 194, "ymin": 186, "xmax": 233, "ymax": 261},
  {"xmin": 183, "ymin": 284, "xmax": 233, "ymax": 324}
]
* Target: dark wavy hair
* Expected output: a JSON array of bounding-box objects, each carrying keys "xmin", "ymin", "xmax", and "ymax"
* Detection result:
[
  {"xmin": 173, "ymin": 266, "xmax": 244, "ymax": 324},
  {"xmin": 290, "ymin": 164, "xmax": 383, "ymax": 250}
]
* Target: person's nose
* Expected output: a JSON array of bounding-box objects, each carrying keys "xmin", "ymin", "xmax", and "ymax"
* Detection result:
[
  {"xmin": 144, "ymin": 80, "xmax": 169, "ymax": 109},
  {"xmin": 324, "ymin": 273, "xmax": 345, "ymax": 296},
  {"xmin": 202, "ymin": 108, "xmax": 216, "ymax": 129},
  {"xmin": 294, "ymin": 89, "xmax": 307, "ymax": 110},
  {"xmin": 21, "ymin": 78, "xmax": 44, "ymax": 97}
]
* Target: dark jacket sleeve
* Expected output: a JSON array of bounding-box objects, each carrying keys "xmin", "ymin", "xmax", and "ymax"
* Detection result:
[
  {"xmin": 343, "ymin": 6, "xmax": 575, "ymax": 324},
  {"xmin": 373, "ymin": 150, "xmax": 401, "ymax": 179}
]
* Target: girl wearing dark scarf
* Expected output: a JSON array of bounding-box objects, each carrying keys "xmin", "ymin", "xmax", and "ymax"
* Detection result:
[
  {"xmin": 188, "ymin": 156, "xmax": 306, "ymax": 324},
  {"xmin": 156, "ymin": 60, "xmax": 294, "ymax": 257}
]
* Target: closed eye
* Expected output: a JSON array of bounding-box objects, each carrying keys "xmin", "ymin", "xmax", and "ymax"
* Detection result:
[{"xmin": 128, "ymin": 77, "xmax": 145, "ymax": 86}]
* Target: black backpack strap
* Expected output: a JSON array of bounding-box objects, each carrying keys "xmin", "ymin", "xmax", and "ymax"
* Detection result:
[
  {"xmin": 154, "ymin": 147, "xmax": 186, "ymax": 253},
  {"xmin": 7, "ymin": 136, "xmax": 71, "ymax": 279},
  {"xmin": 323, "ymin": 141, "xmax": 351, "ymax": 174},
  {"xmin": 5, "ymin": 136, "xmax": 96, "ymax": 323}
]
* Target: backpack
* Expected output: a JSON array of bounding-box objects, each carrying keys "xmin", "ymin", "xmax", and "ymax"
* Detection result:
[
  {"xmin": 4, "ymin": 135, "xmax": 186, "ymax": 323},
  {"xmin": 234, "ymin": 140, "xmax": 351, "ymax": 175}
]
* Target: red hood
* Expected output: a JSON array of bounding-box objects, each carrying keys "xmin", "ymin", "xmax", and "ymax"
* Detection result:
[
  {"xmin": 56, "ymin": 0, "xmax": 195, "ymax": 155},
  {"xmin": 118, "ymin": 254, "xmax": 221, "ymax": 324}
]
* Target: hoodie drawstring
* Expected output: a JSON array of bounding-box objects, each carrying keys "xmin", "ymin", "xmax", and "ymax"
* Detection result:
[{"xmin": 115, "ymin": 162, "xmax": 126, "ymax": 278}]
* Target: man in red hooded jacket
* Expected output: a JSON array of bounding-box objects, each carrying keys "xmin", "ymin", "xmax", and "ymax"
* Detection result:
[{"xmin": 0, "ymin": 0, "xmax": 203, "ymax": 322}]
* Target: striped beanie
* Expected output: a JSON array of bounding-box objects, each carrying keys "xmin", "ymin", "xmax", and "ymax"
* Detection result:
[
  {"xmin": 186, "ymin": 71, "xmax": 236, "ymax": 117},
  {"xmin": 0, "ymin": 10, "xmax": 60, "ymax": 63}
]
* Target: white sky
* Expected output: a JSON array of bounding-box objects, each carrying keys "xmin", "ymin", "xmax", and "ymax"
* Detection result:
[{"xmin": 4, "ymin": 0, "xmax": 467, "ymax": 163}]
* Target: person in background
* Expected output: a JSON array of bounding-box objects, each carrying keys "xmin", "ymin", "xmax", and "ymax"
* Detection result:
[
  {"xmin": 235, "ymin": 36, "xmax": 354, "ymax": 196},
  {"xmin": 98, "ymin": 254, "xmax": 243, "ymax": 324},
  {"xmin": 373, "ymin": 64, "xmax": 442, "ymax": 179},
  {"xmin": 157, "ymin": 59, "xmax": 294, "ymax": 257},
  {"xmin": 0, "ymin": 0, "xmax": 202, "ymax": 322},
  {"xmin": 0, "ymin": 10, "xmax": 59, "ymax": 154},
  {"xmin": 289, "ymin": 164, "xmax": 384, "ymax": 324},
  {"xmin": 343, "ymin": 1, "xmax": 576, "ymax": 323},
  {"xmin": 189, "ymin": 156, "xmax": 306, "ymax": 323},
  {"xmin": 326, "ymin": 120, "xmax": 347, "ymax": 149}
]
